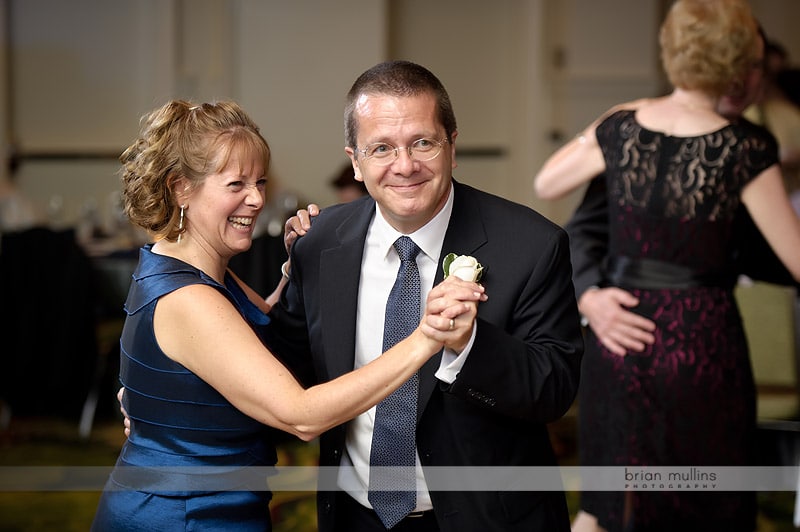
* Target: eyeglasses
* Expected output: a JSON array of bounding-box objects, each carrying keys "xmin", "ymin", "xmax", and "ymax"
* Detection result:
[{"xmin": 356, "ymin": 137, "xmax": 448, "ymax": 166}]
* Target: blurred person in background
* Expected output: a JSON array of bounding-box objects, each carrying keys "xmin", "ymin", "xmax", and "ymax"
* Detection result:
[
  {"xmin": 330, "ymin": 162, "xmax": 368, "ymax": 203},
  {"xmin": 534, "ymin": 0, "xmax": 800, "ymax": 530}
]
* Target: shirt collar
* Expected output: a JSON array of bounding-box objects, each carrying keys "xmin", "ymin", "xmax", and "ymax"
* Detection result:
[{"xmin": 372, "ymin": 182, "xmax": 454, "ymax": 262}]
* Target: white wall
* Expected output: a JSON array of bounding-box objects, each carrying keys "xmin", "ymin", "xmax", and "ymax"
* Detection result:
[
  {"xmin": 8, "ymin": 0, "xmax": 388, "ymax": 226},
  {"xmin": 235, "ymin": 0, "xmax": 387, "ymax": 208},
  {"xmin": 9, "ymin": 0, "xmax": 178, "ymax": 225},
  {"xmin": 4, "ymin": 0, "xmax": 800, "ymax": 228}
]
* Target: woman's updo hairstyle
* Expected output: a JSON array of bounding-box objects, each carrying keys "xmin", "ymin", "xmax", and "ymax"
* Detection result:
[
  {"xmin": 660, "ymin": 0, "xmax": 759, "ymax": 98},
  {"xmin": 120, "ymin": 100, "xmax": 270, "ymax": 241}
]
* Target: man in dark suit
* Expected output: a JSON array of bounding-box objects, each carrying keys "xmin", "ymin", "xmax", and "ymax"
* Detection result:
[{"xmin": 272, "ymin": 61, "xmax": 583, "ymax": 531}]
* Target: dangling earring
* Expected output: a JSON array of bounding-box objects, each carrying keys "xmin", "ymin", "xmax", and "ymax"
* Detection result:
[{"xmin": 177, "ymin": 204, "xmax": 186, "ymax": 243}]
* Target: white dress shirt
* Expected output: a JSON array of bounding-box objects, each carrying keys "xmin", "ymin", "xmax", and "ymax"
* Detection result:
[{"xmin": 337, "ymin": 184, "xmax": 476, "ymax": 510}]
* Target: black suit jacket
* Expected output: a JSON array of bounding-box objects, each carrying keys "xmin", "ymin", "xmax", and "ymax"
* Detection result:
[
  {"xmin": 566, "ymin": 121, "xmax": 797, "ymax": 300},
  {"xmin": 269, "ymin": 181, "xmax": 583, "ymax": 531}
]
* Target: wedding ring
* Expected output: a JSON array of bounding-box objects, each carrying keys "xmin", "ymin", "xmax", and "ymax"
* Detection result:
[{"xmin": 449, "ymin": 319, "xmax": 455, "ymax": 330}]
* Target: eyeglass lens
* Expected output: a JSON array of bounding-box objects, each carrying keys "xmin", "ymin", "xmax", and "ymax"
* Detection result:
[{"xmin": 361, "ymin": 138, "xmax": 445, "ymax": 165}]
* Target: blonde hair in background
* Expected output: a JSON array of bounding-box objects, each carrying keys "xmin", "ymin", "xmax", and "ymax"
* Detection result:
[{"xmin": 660, "ymin": 0, "xmax": 760, "ymax": 97}]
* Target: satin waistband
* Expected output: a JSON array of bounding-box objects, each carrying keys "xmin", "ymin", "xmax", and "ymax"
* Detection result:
[{"xmin": 605, "ymin": 256, "xmax": 736, "ymax": 290}]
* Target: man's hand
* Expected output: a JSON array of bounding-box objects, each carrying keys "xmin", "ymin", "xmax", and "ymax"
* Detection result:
[
  {"xmin": 283, "ymin": 204, "xmax": 320, "ymax": 253},
  {"xmin": 117, "ymin": 387, "xmax": 130, "ymax": 438},
  {"xmin": 579, "ymin": 287, "xmax": 656, "ymax": 356},
  {"xmin": 422, "ymin": 276, "xmax": 487, "ymax": 353}
]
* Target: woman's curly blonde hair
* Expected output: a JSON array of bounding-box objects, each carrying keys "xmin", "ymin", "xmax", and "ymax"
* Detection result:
[
  {"xmin": 660, "ymin": 0, "xmax": 760, "ymax": 98},
  {"xmin": 120, "ymin": 100, "xmax": 271, "ymax": 241}
]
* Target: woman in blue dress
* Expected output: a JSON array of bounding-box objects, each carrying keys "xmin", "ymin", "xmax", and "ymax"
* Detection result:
[{"xmin": 91, "ymin": 100, "xmax": 485, "ymax": 531}]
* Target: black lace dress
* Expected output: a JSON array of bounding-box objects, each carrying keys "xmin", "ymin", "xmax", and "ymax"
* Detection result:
[{"xmin": 579, "ymin": 110, "xmax": 778, "ymax": 531}]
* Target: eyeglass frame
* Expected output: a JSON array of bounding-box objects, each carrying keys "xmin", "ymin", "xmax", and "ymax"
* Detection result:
[{"xmin": 355, "ymin": 137, "xmax": 449, "ymax": 166}]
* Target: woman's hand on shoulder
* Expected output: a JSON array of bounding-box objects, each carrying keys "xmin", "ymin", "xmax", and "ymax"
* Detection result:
[{"xmin": 283, "ymin": 203, "xmax": 320, "ymax": 253}]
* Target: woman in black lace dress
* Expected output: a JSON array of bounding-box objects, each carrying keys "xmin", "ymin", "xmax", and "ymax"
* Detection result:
[{"xmin": 534, "ymin": 0, "xmax": 800, "ymax": 531}]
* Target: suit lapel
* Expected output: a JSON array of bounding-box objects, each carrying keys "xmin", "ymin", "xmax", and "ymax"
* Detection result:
[
  {"xmin": 418, "ymin": 182, "xmax": 488, "ymax": 420},
  {"xmin": 318, "ymin": 200, "xmax": 375, "ymax": 380}
]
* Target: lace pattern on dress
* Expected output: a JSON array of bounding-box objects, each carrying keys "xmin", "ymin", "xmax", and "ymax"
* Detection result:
[{"xmin": 599, "ymin": 110, "xmax": 772, "ymax": 222}]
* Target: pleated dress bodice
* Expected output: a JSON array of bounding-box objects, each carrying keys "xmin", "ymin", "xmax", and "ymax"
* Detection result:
[{"xmin": 92, "ymin": 245, "xmax": 279, "ymax": 531}]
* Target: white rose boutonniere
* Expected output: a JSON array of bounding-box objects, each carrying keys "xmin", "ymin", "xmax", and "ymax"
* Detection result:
[{"xmin": 443, "ymin": 253, "xmax": 484, "ymax": 282}]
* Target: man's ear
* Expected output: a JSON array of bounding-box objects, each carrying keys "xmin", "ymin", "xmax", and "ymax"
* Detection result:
[{"xmin": 344, "ymin": 147, "xmax": 363, "ymax": 182}]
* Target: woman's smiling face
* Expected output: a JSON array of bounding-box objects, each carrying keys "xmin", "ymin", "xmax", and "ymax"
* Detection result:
[{"xmin": 182, "ymin": 145, "xmax": 268, "ymax": 260}]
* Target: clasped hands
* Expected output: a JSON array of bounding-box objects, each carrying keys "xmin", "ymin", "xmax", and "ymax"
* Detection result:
[{"xmin": 422, "ymin": 275, "xmax": 486, "ymax": 354}]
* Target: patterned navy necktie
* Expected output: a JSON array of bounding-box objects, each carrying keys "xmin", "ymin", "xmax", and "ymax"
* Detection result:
[{"xmin": 368, "ymin": 236, "xmax": 421, "ymax": 529}]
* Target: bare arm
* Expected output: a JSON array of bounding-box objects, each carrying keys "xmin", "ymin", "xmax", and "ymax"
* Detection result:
[
  {"xmin": 742, "ymin": 165, "xmax": 800, "ymax": 281},
  {"xmin": 534, "ymin": 128, "xmax": 606, "ymax": 200},
  {"xmin": 249, "ymin": 203, "xmax": 320, "ymax": 309},
  {"xmin": 534, "ymin": 99, "xmax": 652, "ymax": 200},
  {"xmin": 226, "ymin": 269, "xmax": 282, "ymax": 314},
  {"xmin": 263, "ymin": 273, "xmax": 288, "ymax": 310},
  {"xmin": 153, "ymin": 276, "xmax": 485, "ymax": 441}
]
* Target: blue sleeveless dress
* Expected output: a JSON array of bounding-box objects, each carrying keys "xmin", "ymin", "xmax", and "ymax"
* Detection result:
[{"xmin": 92, "ymin": 245, "xmax": 278, "ymax": 531}]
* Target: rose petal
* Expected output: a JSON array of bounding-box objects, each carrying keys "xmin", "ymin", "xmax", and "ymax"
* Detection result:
[{"xmin": 452, "ymin": 266, "xmax": 478, "ymax": 282}]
